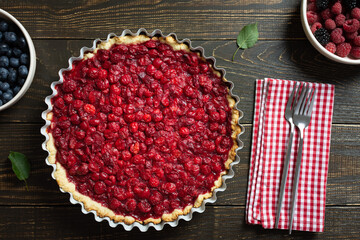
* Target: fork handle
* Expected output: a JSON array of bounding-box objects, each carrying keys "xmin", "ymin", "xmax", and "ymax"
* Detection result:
[
  {"xmin": 289, "ymin": 129, "xmax": 304, "ymax": 234},
  {"xmin": 275, "ymin": 123, "xmax": 295, "ymax": 229}
]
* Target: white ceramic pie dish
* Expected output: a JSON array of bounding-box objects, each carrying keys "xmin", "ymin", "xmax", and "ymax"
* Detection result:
[{"xmin": 40, "ymin": 28, "xmax": 244, "ymax": 231}]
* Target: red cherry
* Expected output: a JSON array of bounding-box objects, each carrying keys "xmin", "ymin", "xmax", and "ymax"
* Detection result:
[
  {"xmin": 94, "ymin": 181, "xmax": 107, "ymax": 195},
  {"xmin": 179, "ymin": 127, "xmax": 190, "ymax": 137},
  {"xmin": 84, "ymin": 104, "xmax": 96, "ymax": 115},
  {"xmin": 120, "ymin": 74, "xmax": 132, "ymax": 85}
]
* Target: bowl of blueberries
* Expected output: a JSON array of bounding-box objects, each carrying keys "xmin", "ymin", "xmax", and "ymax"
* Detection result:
[{"xmin": 0, "ymin": 9, "xmax": 36, "ymax": 111}]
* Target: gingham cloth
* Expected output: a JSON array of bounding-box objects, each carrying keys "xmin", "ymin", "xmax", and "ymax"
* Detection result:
[{"xmin": 246, "ymin": 78, "xmax": 335, "ymax": 232}]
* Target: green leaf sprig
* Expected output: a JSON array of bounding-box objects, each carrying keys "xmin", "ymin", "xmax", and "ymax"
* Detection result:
[
  {"xmin": 8, "ymin": 151, "xmax": 30, "ymax": 191},
  {"xmin": 232, "ymin": 23, "xmax": 259, "ymax": 61}
]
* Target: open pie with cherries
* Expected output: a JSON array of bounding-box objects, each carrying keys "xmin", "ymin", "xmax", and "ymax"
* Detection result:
[{"xmin": 45, "ymin": 33, "xmax": 241, "ymax": 225}]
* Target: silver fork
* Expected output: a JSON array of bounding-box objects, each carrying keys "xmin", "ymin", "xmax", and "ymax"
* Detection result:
[
  {"xmin": 275, "ymin": 82, "xmax": 300, "ymax": 229},
  {"xmin": 289, "ymin": 85, "xmax": 317, "ymax": 234}
]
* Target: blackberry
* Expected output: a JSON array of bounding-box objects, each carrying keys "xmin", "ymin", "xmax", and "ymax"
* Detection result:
[
  {"xmin": 316, "ymin": 0, "xmax": 330, "ymax": 11},
  {"xmin": 314, "ymin": 28, "xmax": 330, "ymax": 45},
  {"xmin": 343, "ymin": 0, "xmax": 357, "ymax": 10}
]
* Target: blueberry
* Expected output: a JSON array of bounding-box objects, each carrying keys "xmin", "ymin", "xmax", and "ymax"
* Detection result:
[
  {"xmin": 0, "ymin": 43, "xmax": 10, "ymax": 55},
  {"xmin": 18, "ymin": 65, "xmax": 28, "ymax": 78},
  {"xmin": 7, "ymin": 68, "xmax": 17, "ymax": 83},
  {"xmin": 12, "ymin": 48, "xmax": 22, "ymax": 57},
  {"xmin": 9, "ymin": 57, "xmax": 19, "ymax": 68},
  {"xmin": 2, "ymin": 91, "xmax": 13, "ymax": 101},
  {"xmin": 20, "ymin": 53, "xmax": 29, "ymax": 65},
  {"xmin": 0, "ymin": 32, "xmax": 2, "ymax": 41},
  {"xmin": 6, "ymin": 49, "xmax": 12, "ymax": 57},
  {"xmin": 4, "ymin": 32, "xmax": 17, "ymax": 44},
  {"xmin": 0, "ymin": 56, "xmax": 9, "ymax": 67},
  {"xmin": 17, "ymin": 37, "xmax": 27, "ymax": 49},
  {"xmin": 0, "ymin": 99, "xmax": 3, "ymax": 106},
  {"xmin": 0, "ymin": 67, "xmax": 9, "ymax": 80},
  {"xmin": 17, "ymin": 78, "xmax": 25, "ymax": 86},
  {"xmin": 0, "ymin": 20, "xmax": 8, "ymax": 32},
  {"xmin": 0, "ymin": 89, "xmax": 2, "ymax": 96},
  {"xmin": 13, "ymin": 86, "xmax": 21, "ymax": 94},
  {"xmin": 0, "ymin": 82, "xmax": 10, "ymax": 91}
]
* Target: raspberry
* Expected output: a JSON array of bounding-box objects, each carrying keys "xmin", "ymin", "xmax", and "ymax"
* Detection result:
[
  {"xmin": 308, "ymin": 2, "xmax": 317, "ymax": 11},
  {"xmin": 314, "ymin": 28, "xmax": 330, "ymax": 45},
  {"xmin": 343, "ymin": 19, "xmax": 360, "ymax": 32},
  {"xmin": 120, "ymin": 74, "xmax": 131, "ymax": 85},
  {"xmin": 95, "ymin": 78, "xmax": 109, "ymax": 90},
  {"xmin": 350, "ymin": 46, "xmax": 360, "ymax": 58},
  {"xmin": 336, "ymin": 42, "xmax": 352, "ymax": 57},
  {"xmin": 94, "ymin": 181, "xmax": 107, "ymax": 195},
  {"xmin": 138, "ymin": 200, "xmax": 151, "ymax": 213},
  {"xmin": 146, "ymin": 64, "xmax": 156, "ymax": 75},
  {"xmin": 126, "ymin": 199, "xmax": 137, "ymax": 212},
  {"xmin": 331, "ymin": 2, "xmax": 342, "ymax": 15},
  {"xmin": 345, "ymin": 30, "xmax": 358, "ymax": 39},
  {"xmin": 335, "ymin": 14, "xmax": 346, "ymax": 26},
  {"xmin": 325, "ymin": 42, "xmax": 336, "ymax": 53},
  {"xmin": 152, "ymin": 58, "xmax": 163, "ymax": 69},
  {"xmin": 84, "ymin": 104, "xmax": 96, "ymax": 115},
  {"xmin": 331, "ymin": 28, "xmax": 345, "ymax": 44},
  {"xmin": 324, "ymin": 19, "xmax": 336, "ymax": 30},
  {"xmin": 321, "ymin": 8, "xmax": 333, "ymax": 20},
  {"xmin": 129, "ymin": 122, "xmax": 138, "ymax": 133},
  {"xmin": 316, "ymin": 0, "xmax": 329, "ymax": 11},
  {"xmin": 149, "ymin": 191, "xmax": 163, "ymax": 205},
  {"xmin": 351, "ymin": 7, "xmax": 360, "ymax": 19},
  {"xmin": 54, "ymin": 98, "xmax": 65, "ymax": 109},
  {"xmin": 149, "ymin": 177, "xmax": 160, "ymax": 187},
  {"xmin": 88, "ymin": 68, "xmax": 99, "ymax": 79},
  {"xmin": 354, "ymin": 35, "xmax": 360, "ymax": 45},
  {"xmin": 311, "ymin": 22, "xmax": 323, "ymax": 33},
  {"xmin": 134, "ymin": 185, "xmax": 150, "ymax": 199},
  {"xmin": 179, "ymin": 127, "xmax": 190, "ymax": 137},
  {"xmin": 164, "ymin": 182, "xmax": 176, "ymax": 193},
  {"xmin": 307, "ymin": 11, "xmax": 320, "ymax": 25}
]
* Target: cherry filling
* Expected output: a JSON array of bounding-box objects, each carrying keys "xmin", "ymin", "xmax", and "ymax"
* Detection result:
[{"xmin": 49, "ymin": 38, "xmax": 234, "ymax": 221}]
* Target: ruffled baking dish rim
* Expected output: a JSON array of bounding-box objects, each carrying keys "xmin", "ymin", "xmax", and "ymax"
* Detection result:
[{"xmin": 40, "ymin": 28, "xmax": 244, "ymax": 232}]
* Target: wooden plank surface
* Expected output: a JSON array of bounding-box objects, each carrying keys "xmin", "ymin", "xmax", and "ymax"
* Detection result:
[
  {"xmin": 0, "ymin": 0, "xmax": 359, "ymax": 238},
  {"xmin": 1, "ymin": 40, "xmax": 360, "ymax": 124},
  {"xmin": 1, "ymin": 0, "xmax": 303, "ymax": 40},
  {"xmin": 0, "ymin": 206, "xmax": 359, "ymax": 240}
]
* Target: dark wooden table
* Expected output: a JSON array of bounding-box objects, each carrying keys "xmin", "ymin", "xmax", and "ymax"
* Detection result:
[{"xmin": 0, "ymin": 1, "xmax": 359, "ymax": 239}]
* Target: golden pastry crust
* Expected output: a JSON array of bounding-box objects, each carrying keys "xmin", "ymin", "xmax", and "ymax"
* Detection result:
[{"xmin": 46, "ymin": 34, "xmax": 241, "ymax": 225}]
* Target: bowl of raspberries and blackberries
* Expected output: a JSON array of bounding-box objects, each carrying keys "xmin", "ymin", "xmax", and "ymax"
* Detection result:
[
  {"xmin": 301, "ymin": 0, "xmax": 360, "ymax": 64},
  {"xmin": 0, "ymin": 9, "xmax": 36, "ymax": 111}
]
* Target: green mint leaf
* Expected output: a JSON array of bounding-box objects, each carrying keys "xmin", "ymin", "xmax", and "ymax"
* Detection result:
[
  {"xmin": 8, "ymin": 151, "xmax": 30, "ymax": 190},
  {"xmin": 232, "ymin": 23, "xmax": 259, "ymax": 61}
]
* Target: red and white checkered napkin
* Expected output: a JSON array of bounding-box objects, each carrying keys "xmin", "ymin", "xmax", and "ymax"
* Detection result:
[{"xmin": 245, "ymin": 78, "xmax": 335, "ymax": 232}]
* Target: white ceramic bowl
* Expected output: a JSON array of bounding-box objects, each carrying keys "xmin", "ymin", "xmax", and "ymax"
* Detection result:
[
  {"xmin": 0, "ymin": 9, "xmax": 36, "ymax": 111},
  {"xmin": 301, "ymin": 0, "xmax": 360, "ymax": 64}
]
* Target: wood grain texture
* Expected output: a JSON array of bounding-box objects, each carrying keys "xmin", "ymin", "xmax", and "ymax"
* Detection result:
[
  {"xmin": 1, "ymin": 0, "xmax": 302, "ymax": 40},
  {"xmin": 1, "ymin": 40, "xmax": 360, "ymax": 123},
  {"xmin": 0, "ymin": 206, "xmax": 359, "ymax": 240},
  {"xmin": 0, "ymin": 123, "xmax": 359, "ymax": 206},
  {"xmin": 0, "ymin": 0, "xmax": 359, "ymax": 238}
]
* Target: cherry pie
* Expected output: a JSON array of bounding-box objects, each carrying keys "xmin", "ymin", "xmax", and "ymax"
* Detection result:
[{"xmin": 46, "ymin": 35, "xmax": 241, "ymax": 224}]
